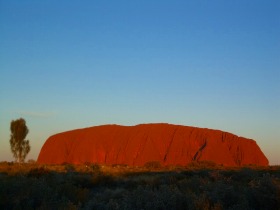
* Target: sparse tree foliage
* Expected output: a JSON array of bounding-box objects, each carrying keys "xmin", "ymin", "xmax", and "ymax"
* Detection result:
[{"xmin": 10, "ymin": 118, "xmax": 31, "ymax": 163}]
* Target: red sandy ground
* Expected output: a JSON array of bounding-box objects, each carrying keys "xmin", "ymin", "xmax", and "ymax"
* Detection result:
[{"xmin": 37, "ymin": 123, "xmax": 268, "ymax": 166}]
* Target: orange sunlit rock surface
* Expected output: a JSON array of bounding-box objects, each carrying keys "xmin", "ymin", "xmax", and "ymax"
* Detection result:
[{"xmin": 37, "ymin": 123, "xmax": 268, "ymax": 166}]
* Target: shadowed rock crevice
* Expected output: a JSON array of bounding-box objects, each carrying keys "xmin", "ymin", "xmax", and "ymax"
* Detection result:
[
  {"xmin": 192, "ymin": 139, "xmax": 207, "ymax": 161},
  {"xmin": 164, "ymin": 128, "xmax": 178, "ymax": 162}
]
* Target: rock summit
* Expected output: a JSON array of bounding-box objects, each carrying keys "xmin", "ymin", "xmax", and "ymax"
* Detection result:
[{"xmin": 37, "ymin": 123, "xmax": 268, "ymax": 166}]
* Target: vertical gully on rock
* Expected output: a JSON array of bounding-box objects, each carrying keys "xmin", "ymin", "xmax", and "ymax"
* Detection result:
[
  {"xmin": 164, "ymin": 128, "xmax": 178, "ymax": 162},
  {"xmin": 133, "ymin": 134, "xmax": 149, "ymax": 165},
  {"xmin": 192, "ymin": 139, "xmax": 207, "ymax": 161}
]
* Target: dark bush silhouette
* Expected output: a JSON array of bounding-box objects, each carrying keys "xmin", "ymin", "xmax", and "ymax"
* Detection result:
[{"xmin": 0, "ymin": 164, "xmax": 279, "ymax": 209}]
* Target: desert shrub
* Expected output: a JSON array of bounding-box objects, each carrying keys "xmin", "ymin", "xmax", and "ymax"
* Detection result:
[
  {"xmin": 69, "ymin": 174, "xmax": 95, "ymax": 192},
  {"xmin": 198, "ymin": 160, "xmax": 217, "ymax": 168},
  {"xmin": 144, "ymin": 161, "xmax": 162, "ymax": 169},
  {"xmin": 64, "ymin": 164, "xmax": 75, "ymax": 173},
  {"xmin": 27, "ymin": 159, "xmax": 36, "ymax": 164},
  {"xmin": 91, "ymin": 173, "xmax": 115, "ymax": 187},
  {"xmin": 1, "ymin": 164, "xmax": 280, "ymax": 210},
  {"xmin": 117, "ymin": 184, "xmax": 192, "ymax": 210},
  {"xmin": 90, "ymin": 163, "xmax": 101, "ymax": 172},
  {"xmin": 27, "ymin": 167, "xmax": 50, "ymax": 177},
  {"xmin": 231, "ymin": 167, "xmax": 258, "ymax": 183},
  {"xmin": 187, "ymin": 160, "xmax": 217, "ymax": 169},
  {"xmin": 83, "ymin": 162, "xmax": 101, "ymax": 172},
  {"xmin": 112, "ymin": 164, "xmax": 128, "ymax": 168},
  {"xmin": 140, "ymin": 175, "xmax": 161, "ymax": 189},
  {"xmin": 250, "ymin": 173, "xmax": 280, "ymax": 210},
  {"xmin": 167, "ymin": 164, "xmax": 185, "ymax": 171},
  {"xmin": 194, "ymin": 193, "xmax": 211, "ymax": 210},
  {"xmin": 206, "ymin": 180, "xmax": 250, "ymax": 209}
]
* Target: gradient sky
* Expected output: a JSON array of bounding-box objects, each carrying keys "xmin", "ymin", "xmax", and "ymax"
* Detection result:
[{"xmin": 0, "ymin": 0, "xmax": 279, "ymax": 165}]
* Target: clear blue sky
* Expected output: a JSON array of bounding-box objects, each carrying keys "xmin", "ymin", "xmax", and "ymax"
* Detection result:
[{"xmin": 0, "ymin": 0, "xmax": 279, "ymax": 164}]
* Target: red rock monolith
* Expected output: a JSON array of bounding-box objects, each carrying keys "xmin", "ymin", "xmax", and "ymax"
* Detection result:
[{"xmin": 37, "ymin": 123, "xmax": 269, "ymax": 166}]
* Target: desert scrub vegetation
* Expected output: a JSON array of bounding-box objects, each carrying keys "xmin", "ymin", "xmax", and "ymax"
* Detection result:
[
  {"xmin": 144, "ymin": 161, "xmax": 162, "ymax": 169},
  {"xmin": 0, "ymin": 162, "xmax": 279, "ymax": 210}
]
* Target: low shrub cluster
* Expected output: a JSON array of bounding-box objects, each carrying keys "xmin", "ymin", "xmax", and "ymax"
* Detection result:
[
  {"xmin": 0, "ymin": 163, "xmax": 279, "ymax": 210},
  {"xmin": 144, "ymin": 161, "xmax": 162, "ymax": 169}
]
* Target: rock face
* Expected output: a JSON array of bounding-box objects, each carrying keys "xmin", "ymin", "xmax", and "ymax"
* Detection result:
[{"xmin": 37, "ymin": 124, "xmax": 268, "ymax": 166}]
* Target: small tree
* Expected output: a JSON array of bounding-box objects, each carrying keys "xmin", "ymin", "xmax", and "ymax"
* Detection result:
[{"xmin": 10, "ymin": 118, "xmax": 31, "ymax": 163}]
